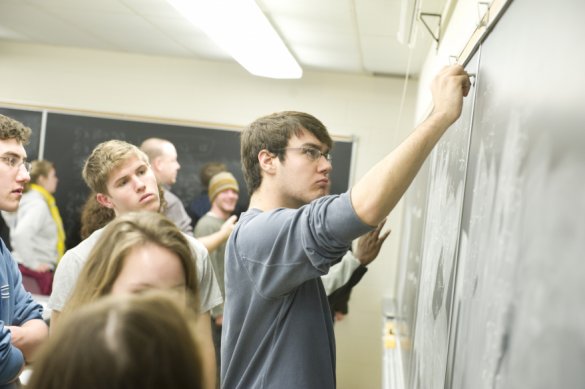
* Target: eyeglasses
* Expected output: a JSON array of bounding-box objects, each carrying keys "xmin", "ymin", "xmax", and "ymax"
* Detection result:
[
  {"xmin": 277, "ymin": 147, "xmax": 332, "ymax": 162},
  {"xmin": 0, "ymin": 155, "xmax": 32, "ymax": 173}
]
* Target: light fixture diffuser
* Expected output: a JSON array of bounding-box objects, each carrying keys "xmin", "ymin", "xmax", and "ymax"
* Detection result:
[{"xmin": 167, "ymin": 0, "xmax": 303, "ymax": 79}]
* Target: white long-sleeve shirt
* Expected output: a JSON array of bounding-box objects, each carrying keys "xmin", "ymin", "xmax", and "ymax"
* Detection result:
[
  {"xmin": 320, "ymin": 250, "xmax": 361, "ymax": 295},
  {"xmin": 2, "ymin": 190, "xmax": 59, "ymax": 270}
]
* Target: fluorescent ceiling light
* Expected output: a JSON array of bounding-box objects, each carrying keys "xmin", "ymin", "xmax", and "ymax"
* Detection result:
[{"xmin": 167, "ymin": 0, "xmax": 303, "ymax": 79}]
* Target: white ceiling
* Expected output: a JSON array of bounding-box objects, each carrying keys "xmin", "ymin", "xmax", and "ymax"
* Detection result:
[{"xmin": 0, "ymin": 0, "xmax": 446, "ymax": 78}]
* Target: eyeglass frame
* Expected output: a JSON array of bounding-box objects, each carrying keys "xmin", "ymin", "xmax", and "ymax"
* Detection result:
[
  {"xmin": 0, "ymin": 155, "xmax": 32, "ymax": 173},
  {"xmin": 273, "ymin": 146, "xmax": 332, "ymax": 162}
]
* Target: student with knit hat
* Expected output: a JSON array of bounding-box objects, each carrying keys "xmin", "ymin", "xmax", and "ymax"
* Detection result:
[
  {"xmin": 194, "ymin": 171, "xmax": 239, "ymax": 380},
  {"xmin": 207, "ymin": 172, "xmax": 239, "ymax": 204},
  {"xmin": 187, "ymin": 162, "xmax": 227, "ymax": 228}
]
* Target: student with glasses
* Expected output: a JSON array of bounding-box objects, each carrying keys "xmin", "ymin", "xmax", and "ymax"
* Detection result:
[
  {"xmin": 221, "ymin": 65, "xmax": 471, "ymax": 388},
  {"xmin": 0, "ymin": 114, "xmax": 48, "ymax": 388}
]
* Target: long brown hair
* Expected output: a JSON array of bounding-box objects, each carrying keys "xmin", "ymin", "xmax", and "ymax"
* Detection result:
[{"xmin": 63, "ymin": 212, "xmax": 199, "ymax": 317}]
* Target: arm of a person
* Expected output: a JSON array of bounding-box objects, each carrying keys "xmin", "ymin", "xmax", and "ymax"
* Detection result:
[
  {"xmin": 8, "ymin": 258, "xmax": 48, "ymax": 363},
  {"xmin": 196, "ymin": 312, "xmax": 216, "ymax": 389},
  {"xmin": 237, "ymin": 195, "xmax": 372, "ymax": 298},
  {"xmin": 10, "ymin": 200, "xmax": 45, "ymax": 270},
  {"xmin": 5, "ymin": 319, "xmax": 48, "ymax": 363},
  {"xmin": 47, "ymin": 249, "xmax": 84, "ymax": 332},
  {"xmin": 0, "ymin": 325, "xmax": 24, "ymax": 386},
  {"xmin": 321, "ymin": 219, "xmax": 390, "ymax": 295},
  {"xmin": 188, "ymin": 237, "xmax": 223, "ymax": 314},
  {"xmin": 321, "ymin": 252, "xmax": 361, "ymax": 296},
  {"xmin": 351, "ymin": 65, "xmax": 471, "ymax": 226},
  {"xmin": 195, "ymin": 215, "xmax": 237, "ymax": 253}
]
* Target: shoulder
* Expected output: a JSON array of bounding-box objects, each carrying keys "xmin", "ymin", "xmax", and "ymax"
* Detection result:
[
  {"xmin": 183, "ymin": 233, "xmax": 209, "ymax": 259},
  {"xmin": 62, "ymin": 228, "xmax": 104, "ymax": 264},
  {"xmin": 195, "ymin": 213, "xmax": 222, "ymax": 229},
  {"xmin": 18, "ymin": 191, "xmax": 45, "ymax": 210},
  {"xmin": 164, "ymin": 189, "xmax": 181, "ymax": 203}
]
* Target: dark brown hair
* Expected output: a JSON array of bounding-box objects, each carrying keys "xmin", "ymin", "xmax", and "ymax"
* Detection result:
[{"xmin": 240, "ymin": 111, "xmax": 332, "ymax": 194}]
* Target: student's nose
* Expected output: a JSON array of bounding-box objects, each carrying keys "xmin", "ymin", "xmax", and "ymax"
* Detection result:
[
  {"xmin": 133, "ymin": 175, "xmax": 146, "ymax": 191},
  {"xmin": 16, "ymin": 166, "xmax": 30, "ymax": 183},
  {"xmin": 318, "ymin": 157, "xmax": 332, "ymax": 174}
]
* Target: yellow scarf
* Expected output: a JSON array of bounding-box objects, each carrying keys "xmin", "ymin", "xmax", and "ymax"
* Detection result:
[{"xmin": 30, "ymin": 183, "xmax": 66, "ymax": 261}]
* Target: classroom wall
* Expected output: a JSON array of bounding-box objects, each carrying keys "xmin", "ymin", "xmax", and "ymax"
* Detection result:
[{"xmin": 0, "ymin": 40, "xmax": 419, "ymax": 389}]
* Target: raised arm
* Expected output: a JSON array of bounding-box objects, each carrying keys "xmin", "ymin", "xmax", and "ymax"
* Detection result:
[{"xmin": 351, "ymin": 65, "xmax": 471, "ymax": 226}]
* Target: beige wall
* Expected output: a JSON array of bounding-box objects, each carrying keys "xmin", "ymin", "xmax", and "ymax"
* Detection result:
[{"xmin": 0, "ymin": 40, "xmax": 419, "ymax": 389}]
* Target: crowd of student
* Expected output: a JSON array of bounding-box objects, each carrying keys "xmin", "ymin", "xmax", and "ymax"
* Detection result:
[{"xmin": 0, "ymin": 64, "xmax": 470, "ymax": 388}]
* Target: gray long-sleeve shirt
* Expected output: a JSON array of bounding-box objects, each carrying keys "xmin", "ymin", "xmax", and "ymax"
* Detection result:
[{"xmin": 221, "ymin": 192, "xmax": 371, "ymax": 389}]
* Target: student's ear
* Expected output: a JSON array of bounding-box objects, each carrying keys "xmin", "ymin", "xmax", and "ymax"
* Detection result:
[
  {"xmin": 258, "ymin": 150, "xmax": 277, "ymax": 175},
  {"xmin": 95, "ymin": 193, "xmax": 114, "ymax": 209},
  {"xmin": 151, "ymin": 157, "xmax": 163, "ymax": 173}
]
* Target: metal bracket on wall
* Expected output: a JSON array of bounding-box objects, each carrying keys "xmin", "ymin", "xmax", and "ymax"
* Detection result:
[
  {"xmin": 477, "ymin": 1, "xmax": 491, "ymax": 27},
  {"xmin": 419, "ymin": 12, "xmax": 442, "ymax": 45}
]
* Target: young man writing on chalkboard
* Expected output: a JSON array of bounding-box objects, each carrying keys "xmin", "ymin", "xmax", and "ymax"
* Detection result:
[
  {"xmin": 221, "ymin": 64, "xmax": 471, "ymax": 388},
  {"xmin": 0, "ymin": 114, "xmax": 48, "ymax": 388},
  {"xmin": 49, "ymin": 140, "xmax": 221, "ymax": 389}
]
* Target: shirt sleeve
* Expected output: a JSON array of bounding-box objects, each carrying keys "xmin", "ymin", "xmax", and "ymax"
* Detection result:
[
  {"xmin": 8, "ymin": 254, "xmax": 43, "ymax": 326},
  {"xmin": 236, "ymin": 192, "xmax": 372, "ymax": 298},
  {"xmin": 0, "ymin": 251, "xmax": 42, "ymax": 386},
  {"xmin": 0, "ymin": 326, "xmax": 24, "ymax": 387},
  {"xmin": 164, "ymin": 191, "xmax": 194, "ymax": 236},
  {"xmin": 187, "ymin": 236, "xmax": 223, "ymax": 313},
  {"xmin": 321, "ymin": 251, "xmax": 361, "ymax": 295},
  {"xmin": 48, "ymin": 250, "xmax": 83, "ymax": 312}
]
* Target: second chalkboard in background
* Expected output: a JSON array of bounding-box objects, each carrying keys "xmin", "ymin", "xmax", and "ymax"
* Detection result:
[{"xmin": 42, "ymin": 111, "xmax": 353, "ymax": 248}]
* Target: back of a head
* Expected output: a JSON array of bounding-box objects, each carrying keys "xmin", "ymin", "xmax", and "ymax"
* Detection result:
[
  {"xmin": 0, "ymin": 114, "xmax": 31, "ymax": 144},
  {"xmin": 139, "ymin": 137, "xmax": 170, "ymax": 162},
  {"xmin": 240, "ymin": 111, "xmax": 332, "ymax": 194},
  {"xmin": 28, "ymin": 160, "xmax": 54, "ymax": 185},
  {"xmin": 28, "ymin": 291, "xmax": 204, "ymax": 389},
  {"xmin": 83, "ymin": 140, "xmax": 149, "ymax": 195},
  {"xmin": 80, "ymin": 193, "xmax": 115, "ymax": 240}
]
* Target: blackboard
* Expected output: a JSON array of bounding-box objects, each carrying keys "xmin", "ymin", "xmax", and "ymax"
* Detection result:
[
  {"xmin": 448, "ymin": 0, "xmax": 585, "ymax": 387},
  {"xmin": 40, "ymin": 112, "xmax": 353, "ymax": 247},
  {"xmin": 409, "ymin": 52, "xmax": 479, "ymax": 389},
  {"xmin": 395, "ymin": 0, "xmax": 585, "ymax": 387}
]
